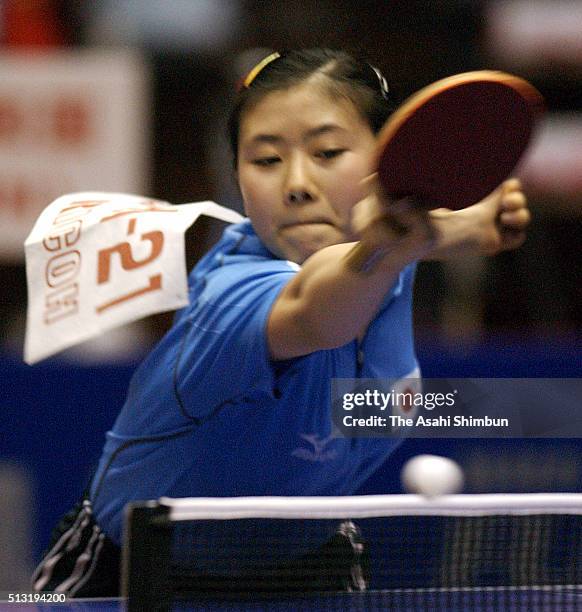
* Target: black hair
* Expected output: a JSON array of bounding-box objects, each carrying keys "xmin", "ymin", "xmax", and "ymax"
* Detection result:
[{"xmin": 228, "ymin": 48, "xmax": 396, "ymax": 168}]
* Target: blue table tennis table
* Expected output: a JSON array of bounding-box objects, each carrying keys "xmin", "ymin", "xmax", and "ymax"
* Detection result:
[{"xmin": 5, "ymin": 587, "xmax": 582, "ymax": 611}]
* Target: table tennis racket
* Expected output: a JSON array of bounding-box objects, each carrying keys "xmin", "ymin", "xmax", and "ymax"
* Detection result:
[{"xmin": 375, "ymin": 70, "xmax": 544, "ymax": 210}]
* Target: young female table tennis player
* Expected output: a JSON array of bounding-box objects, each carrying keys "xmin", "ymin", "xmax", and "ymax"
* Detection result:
[{"xmin": 33, "ymin": 48, "xmax": 530, "ymax": 597}]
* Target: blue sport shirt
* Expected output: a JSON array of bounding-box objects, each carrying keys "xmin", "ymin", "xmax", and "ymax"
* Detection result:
[{"xmin": 90, "ymin": 219, "xmax": 419, "ymax": 548}]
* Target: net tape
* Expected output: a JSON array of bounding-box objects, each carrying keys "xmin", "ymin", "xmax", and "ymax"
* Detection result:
[{"xmin": 159, "ymin": 493, "xmax": 582, "ymax": 521}]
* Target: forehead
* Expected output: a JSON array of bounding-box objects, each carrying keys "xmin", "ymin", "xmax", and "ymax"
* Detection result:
[{"xmin": 239, "ymin": 81, "xmax": 371, "ymax": 142}]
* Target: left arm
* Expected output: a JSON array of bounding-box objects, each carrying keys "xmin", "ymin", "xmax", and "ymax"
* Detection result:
[{"xmin": 424, "ymin": 178, "xmax": 531, "ymax": 260}]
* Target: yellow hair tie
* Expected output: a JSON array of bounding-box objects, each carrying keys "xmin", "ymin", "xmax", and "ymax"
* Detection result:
[{"xmin": 243, "ymin": 52, "xmax": 281, "ymax": 88}]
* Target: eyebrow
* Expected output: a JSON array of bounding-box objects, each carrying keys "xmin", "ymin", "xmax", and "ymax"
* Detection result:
[
  {"xmin": 305, "ymin": 123, "xmax": 347, "ymax": 139},
  {"xmin": 248, "ymin": 123, "xmax": 347, "ymax": 145}
]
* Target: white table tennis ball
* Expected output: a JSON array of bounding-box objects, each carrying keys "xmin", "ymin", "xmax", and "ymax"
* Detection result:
[{"xmin": 401, "ymin": 454, "xmax": 464, "ymax": 497}]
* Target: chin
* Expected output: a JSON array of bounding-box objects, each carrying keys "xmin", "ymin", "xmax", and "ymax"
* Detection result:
[
  {"xmin": 278, "ymin": 225, "xmax": 345, "ymax": 263},
  {"xmin": 286, "ymin": 239, "xmax": 338, "ymax": 264}
]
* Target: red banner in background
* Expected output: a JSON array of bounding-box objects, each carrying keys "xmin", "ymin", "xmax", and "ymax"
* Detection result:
[{"xmin": 0, "ymin": 50, "xmax": 150, "ymax": 261}]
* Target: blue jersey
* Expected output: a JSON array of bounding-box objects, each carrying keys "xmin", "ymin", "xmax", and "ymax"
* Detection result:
[{"xmin": 90, "ymin": 220, "xmax": 419, "ymax": 548}]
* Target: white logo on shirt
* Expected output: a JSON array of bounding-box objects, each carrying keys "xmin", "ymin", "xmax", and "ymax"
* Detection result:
[
  {"xmin": 391, "ymin": 366, "xmax": 422, "ymax": 420},
  {"xmin": 291, "ymin": 433, "xmax": 338, "ymax": 463}
]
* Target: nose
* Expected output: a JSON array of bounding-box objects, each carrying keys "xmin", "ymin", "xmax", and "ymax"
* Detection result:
[{"xmin": 283, "ymin": 154, "xmax": 315, "ymax": 205}]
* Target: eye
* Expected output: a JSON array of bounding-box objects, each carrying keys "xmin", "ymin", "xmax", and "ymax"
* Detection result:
[
  {"xmin": 316, "ymin": 149, "xmax": 346, "ymax": 160},
  {"xmin": 252, "ymin": 156, "xmax": 281, "ymax": 167}
]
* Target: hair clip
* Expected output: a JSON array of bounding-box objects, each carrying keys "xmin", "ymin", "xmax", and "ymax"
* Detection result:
[
  {"xmin": 241, "ymin": 52, "xmax": 281, "ymax": 89},
  {"xmin": 368, "ymin": 64, "xmax": 390, "ymax": 100}
]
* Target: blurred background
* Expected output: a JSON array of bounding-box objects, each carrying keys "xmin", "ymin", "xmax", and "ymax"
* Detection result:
[{"xmin": 0, "ymin": 0, "xmax": 580, "ymax": 592}]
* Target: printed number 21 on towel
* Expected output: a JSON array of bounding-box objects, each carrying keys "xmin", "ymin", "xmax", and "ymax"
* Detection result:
[{"xmin": 24, "ymin": 193, "xmax": 243, "ymax": 364}]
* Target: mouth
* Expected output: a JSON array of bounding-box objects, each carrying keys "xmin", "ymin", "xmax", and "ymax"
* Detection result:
[{"xmin": 280, "ymin": 219, "xmax": 334, "ymax": 229}]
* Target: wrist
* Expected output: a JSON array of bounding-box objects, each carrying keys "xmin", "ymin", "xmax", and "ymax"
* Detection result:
[{"xmin": 425, "ymin": 207, "xmax": 482, "ymax": 260}]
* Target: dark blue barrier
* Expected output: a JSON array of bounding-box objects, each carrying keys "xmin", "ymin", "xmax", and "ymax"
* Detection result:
[
  {"xmin": 1, "ymin": 334, "xmax": 580, "ymax": 562},
  {"xmin": 1, "ymin": 352, "xmax": 137, "ymax": 561},
  {"xmin": 416, "ymin": 333, "xmax": 581, "ymax": 377}
]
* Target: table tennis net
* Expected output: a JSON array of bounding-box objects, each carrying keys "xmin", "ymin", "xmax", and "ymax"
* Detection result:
[{"xmin": 122, "ymin": 494, "xmax": 582, "ymax": 611}]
